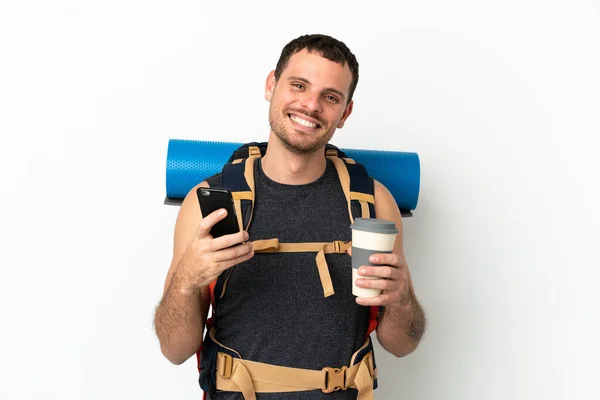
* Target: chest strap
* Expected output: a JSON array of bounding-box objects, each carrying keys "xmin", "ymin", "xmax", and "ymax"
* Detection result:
[
  {"xmin": 219, "ymin": 240, "xmax": 351, "ymax": 298},
  {"xmin": 209, "ymin": 328, "xmax": 376, "ymax": 400},
  {"xmin": 218, "ymin": 239, "xmax": 351, "ymax": 299},
  {"xmin": 253, "ymin": 239, "xmax": 351, "ymax": 298}
]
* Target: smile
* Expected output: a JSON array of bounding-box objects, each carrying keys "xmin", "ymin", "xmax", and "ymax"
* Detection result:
[{"xmin": 289, "ymin": 114, "xmax": 320, "ymax": 129}]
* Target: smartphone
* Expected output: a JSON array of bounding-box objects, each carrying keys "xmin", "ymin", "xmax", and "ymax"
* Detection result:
[{"xmin": 196, "ymin": 187, "xmax": 241, "ymax": 238}]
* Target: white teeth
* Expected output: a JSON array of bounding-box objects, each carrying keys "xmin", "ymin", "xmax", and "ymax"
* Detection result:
[{"xmin": 290, "ymin": 114, "xmax": 317, "ymax": 128}]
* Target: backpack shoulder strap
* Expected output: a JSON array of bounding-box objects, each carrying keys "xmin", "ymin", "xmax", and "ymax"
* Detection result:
[
  {"xmin": 222, "ymin": 143, "xmax": 263, "ymax": 231},
  {"xmin": 210, "ymin": 144, "xmax": 262, "ymax": 301},
  {"xmin": 325, "ymin": 147, "xmax": 376, "ymax": 222}
]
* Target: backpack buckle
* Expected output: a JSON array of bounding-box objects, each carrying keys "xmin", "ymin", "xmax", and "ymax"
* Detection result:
[
  {"xmin": 322, "ymin": 366, "xmax": 347, "ymax": 393},
  {"xmin": 326, "ymin": 149, "xmax": 338, "ymax": 157},
  {"xmin": 217, "ymin": 353, "xmax": 233, "ymax": 379},
  {"xmin": 332, "ymin": 240, "xmax": 350, "ymax": 253}
]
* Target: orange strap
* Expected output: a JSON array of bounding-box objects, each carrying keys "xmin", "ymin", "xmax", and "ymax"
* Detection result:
[
  {"xmin": 350, "ymin": 191, "xmax": 375, "ymax": 218},
  {"xmin": 350, "ymin": 191, "xmax": 375, "ymax": 203},
  {"xmin": 251, "ymin": 239, "xmax": 351, "ymax": 297},
  {"xmin": 242, "ymin": 153, "xmax": 259, "ymax": 229},
  {"xmin": 216, "ymin": 356, "xmax": 375, "ymax": 398},
  {"xmin": 327, "ymin": 156, "xmax": 354, "ymax": 225},
  {"xmin": 209, "ymin": 280, "xmax": 217, "ymax": 307}
]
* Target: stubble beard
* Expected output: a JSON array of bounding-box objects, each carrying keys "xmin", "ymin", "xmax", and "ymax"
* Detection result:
[{"xmin": 268, "ymin": 103, "xmax": 333, "ymax": 155}]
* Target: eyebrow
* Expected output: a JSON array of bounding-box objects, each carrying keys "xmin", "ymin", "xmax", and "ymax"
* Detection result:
[{"xmin": 287, "ymin": 76, "xmax": 346, "ymax": 101}]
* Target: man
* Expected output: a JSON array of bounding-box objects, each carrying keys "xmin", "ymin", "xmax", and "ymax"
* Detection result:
[{"xmin": 154, "ymin": 34, "xmax": 426, "ymax": 399}]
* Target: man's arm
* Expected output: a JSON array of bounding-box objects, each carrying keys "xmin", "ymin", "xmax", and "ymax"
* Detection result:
[
  {"xmin": 154, "ymin": 181, "xmax": 253, "ymax": 365},
  {"xmin": 154, "ymin": 182, "xmax": 210, "ymax": 365},
  {"xmin": 353, "ymin": 180, "xmax": 426, "ymax": 357}
]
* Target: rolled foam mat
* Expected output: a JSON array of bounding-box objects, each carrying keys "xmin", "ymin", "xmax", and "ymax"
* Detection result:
[{"xmin": 165, "ymin": 139, "xmax": 420, "ymax": 212}]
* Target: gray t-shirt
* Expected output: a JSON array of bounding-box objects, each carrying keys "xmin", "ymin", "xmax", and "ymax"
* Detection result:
[{"xmin": 205, "ymin": 158, "xmax": 370, "ymax": 400}]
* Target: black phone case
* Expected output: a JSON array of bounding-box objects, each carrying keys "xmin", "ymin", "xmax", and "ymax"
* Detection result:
[{"xmin": 196, "ymin": 187, "xmax": 240, "ymax": 238}]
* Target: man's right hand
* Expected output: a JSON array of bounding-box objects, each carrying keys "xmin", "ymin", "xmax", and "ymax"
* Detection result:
[{"xmin": 173, "ymin": 208, "xmax": 254, "ymax": 292}]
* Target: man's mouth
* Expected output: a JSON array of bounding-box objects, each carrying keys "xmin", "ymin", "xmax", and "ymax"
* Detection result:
[{"xmin": 288, "ymin": 114, "xmax": 321, "ymax": 129}]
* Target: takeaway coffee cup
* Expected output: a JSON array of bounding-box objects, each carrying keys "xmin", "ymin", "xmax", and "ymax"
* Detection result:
[{"xmin": 350, "ymin": 218, "xmax": 399, "ymax": 298}]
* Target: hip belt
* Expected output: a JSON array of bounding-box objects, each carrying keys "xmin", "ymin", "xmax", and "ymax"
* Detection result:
[{"xmin": 202, "ymin": 327, "xmax": 378, "ymax": 400}]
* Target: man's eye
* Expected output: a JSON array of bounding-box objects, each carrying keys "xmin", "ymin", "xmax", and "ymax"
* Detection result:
[
  {"xmin": 326, "ymin": 95, "xmax": 339, "ymax": 103},
  {"xmin": 292, "ymin": 83, "xmax": 305, "ymax": 89}
]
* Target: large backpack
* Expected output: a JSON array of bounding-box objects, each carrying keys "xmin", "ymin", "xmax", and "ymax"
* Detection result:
[{"xmin": 198, "ymin": 142, "xmax": 380, "ymax": 399}]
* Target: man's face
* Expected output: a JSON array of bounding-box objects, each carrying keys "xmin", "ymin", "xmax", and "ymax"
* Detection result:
[{"xmin": 265, "ymin": 49, "xmax": 354, "ymax": 155}]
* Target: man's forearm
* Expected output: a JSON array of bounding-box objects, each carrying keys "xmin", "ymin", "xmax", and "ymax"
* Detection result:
[
  {"xmin": 376, "ymin": 291, "xmax": 426, "ymax": 357},
  {"xmin": 154, "ymin": 272, "xmax": 207, "ymax": 365}
]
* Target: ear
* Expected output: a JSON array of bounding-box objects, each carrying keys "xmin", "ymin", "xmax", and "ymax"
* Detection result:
[
  {"xmin": 265, "ymin": 70, "xmax": 276, "ymax": 102},
  {"xmin": 337, "ymin": 100, "xmax": 354, "ymax": 129}
]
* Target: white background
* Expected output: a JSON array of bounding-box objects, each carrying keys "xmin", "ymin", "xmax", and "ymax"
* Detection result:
[{"xmin": 1, "ymin": 1, "xmax": 599, "ymax": 399}]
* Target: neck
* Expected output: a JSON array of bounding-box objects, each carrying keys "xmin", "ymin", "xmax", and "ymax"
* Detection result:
[{"xmin": 261, "ymin": 132, "xmax": 327, "ymax": 185}]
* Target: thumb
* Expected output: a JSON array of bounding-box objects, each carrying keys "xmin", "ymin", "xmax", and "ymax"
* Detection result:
[{"xmin": 196, "ymin": 208, "xmax": 227, "ymax": 238}]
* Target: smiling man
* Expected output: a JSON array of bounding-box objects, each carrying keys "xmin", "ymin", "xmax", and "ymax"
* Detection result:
[
  {"xmin": 268, "ymin": 47, "xmax": 353, "ymax": 154},
  {"xmin": 154, "ymin": 34, "xmax": 426, "ymax": 400}
]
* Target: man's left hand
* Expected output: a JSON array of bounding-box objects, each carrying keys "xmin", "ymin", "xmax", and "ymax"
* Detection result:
[{"xmin": 353, "ymin": 252, "xmax": 412, "ymax": 309}]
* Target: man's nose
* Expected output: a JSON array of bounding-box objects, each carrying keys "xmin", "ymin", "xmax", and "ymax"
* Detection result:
[{"xmin": 300, "ymin": 91, "xmax": 322, "ymax": 113}]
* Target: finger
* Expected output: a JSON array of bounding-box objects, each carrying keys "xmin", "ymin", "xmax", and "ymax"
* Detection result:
[
  {"xmin": 211, "ymin": 244, "xmax": 255, "ymax": 274},
  {"xmin": 211, "ymin": 230, "xmax": 249, "ymax": 251},
  {"xmin": 196, "ymin": 208, "xmax": 228, "ymax": 238},
  {"xmin": 368, "ymin": 253, "xmax": 405, "ymax": 267},
  {"xmin": 358, "ymin": 266, "xmax": 399, "ymax": 279},
  {"xmin": 213, "ymin": 242, "xmax": 254, "ymax": 263},
  {"xmin": 347, "ymin": 246, "xmax": 352, "ymax": 256},
  {"xmin": 355, "ymin": 293, "xmax": 392, "ymax": 307},
  {"xmin": 355, "ymin": 277, "xmax": 397, "ymax": 291},
  {"xmin": 227, "ymin": 246, "xmax": 255, "ymax": 267}
]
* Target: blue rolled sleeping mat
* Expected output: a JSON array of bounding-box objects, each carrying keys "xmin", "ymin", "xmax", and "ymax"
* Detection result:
[{"xmin": 164, "ymin": 139, "xmax": 420, "ymax": 217}]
